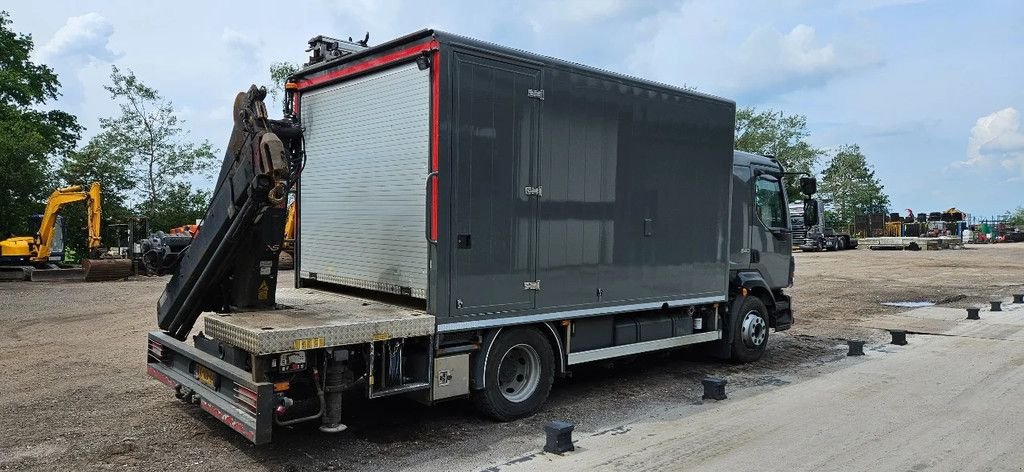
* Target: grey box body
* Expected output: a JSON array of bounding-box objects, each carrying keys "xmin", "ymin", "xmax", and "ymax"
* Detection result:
[{"xmin": 293, "ymin": 30, "xmax": 736, "ymax": 331}]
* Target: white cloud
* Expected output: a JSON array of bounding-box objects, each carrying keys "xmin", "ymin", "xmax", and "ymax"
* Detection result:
[
  {"xmin": 623, "ymin": 1, "xmax": 880, "ymax": 99},
  {"xmin": 35, "ymin": 12, "xmax": 120, "ymax": 64},
  {"xmin": 960, "ymin": 108, "xmax": 1024, "ymax": 179},
  {"xmin": 735, "ymin": 24, "xmax": 880, "ymax": 96}
]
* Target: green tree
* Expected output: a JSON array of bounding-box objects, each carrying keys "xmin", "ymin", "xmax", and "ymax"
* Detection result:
[
  {"xmin": 819, "ymin": 144, "xmax": 890, "ymax": 226},
  {"xmin": 1006, "ymin": 207, "xmax": 1024, "ymax": 228},
  {"xmin": 267, "ymin": 61, "xmax": 299, "ymax": 115},
  {"xmin": 56, "ymin": 139, "xmax": 135, "ymax": 260},
  {"xmin": 94, "ymin": 66, "xmax": 217, "ymax": 230},
  {"xmin": 0, "ymin": 11, "xmax": 81, "ymax": 237},
  {"xmin": 148, "ymin": 183, "xmax": 210, "ymax": 232},
  {"xmin": 735, "ymin": 107, "xmax": 823, "ymax": 200}
]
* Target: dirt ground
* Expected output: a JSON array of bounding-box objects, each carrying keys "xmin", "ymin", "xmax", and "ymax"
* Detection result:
[{"xmin": 1, "ymin": 244, "xmax": 1022, "ymax": 471}]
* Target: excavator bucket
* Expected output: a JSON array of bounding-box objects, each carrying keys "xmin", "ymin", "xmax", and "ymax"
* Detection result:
[{"xmin": 82, "ymin": 258, "xmax": 133, "ymax": 282}]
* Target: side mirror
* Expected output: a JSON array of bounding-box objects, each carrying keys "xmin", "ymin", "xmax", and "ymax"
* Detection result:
[
  {"xmin": 803, "ymin": 199, "xmax": 819, "ymax": 227},
  {"xmin": 799, "ymin": 176, "xmax": 817, "ymax": 197}
]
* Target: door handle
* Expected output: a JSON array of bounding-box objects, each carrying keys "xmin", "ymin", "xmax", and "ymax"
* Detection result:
[{"xmin": 424, "ymin": 171, "xmax": 438, "ymax": 243}]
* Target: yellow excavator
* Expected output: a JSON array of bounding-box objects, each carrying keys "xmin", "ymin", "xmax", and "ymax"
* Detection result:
[
  {"xmin": 0, "ymin": 182, "xmax": 133, "ymax": 281},
  {"xmin": 278, "ymin": 200, "xmax": 296, "ymax": 270}
]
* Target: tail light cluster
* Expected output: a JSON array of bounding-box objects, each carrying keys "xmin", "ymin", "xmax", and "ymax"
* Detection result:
[
  {"xmin": 234, "ymin": 384, "xmax": 258, "ymax": 415},
  {"xmin": 148, "ymin": 340, "xmax": 170, "ymax": 362}
]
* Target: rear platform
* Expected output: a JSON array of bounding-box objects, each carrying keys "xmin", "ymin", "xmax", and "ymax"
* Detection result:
[{"xmin": 203, "ymin": 287, "xmax": 435, "ymax": 355}]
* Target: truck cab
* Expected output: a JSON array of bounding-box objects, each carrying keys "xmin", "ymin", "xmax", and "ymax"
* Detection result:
[
  {"xmin": 789, "ymin": 200, "xmax": 857, "ymax": 251},
  {"xmin": 729, "ymin": 151, "xmax": 795, "ymax": 336}
]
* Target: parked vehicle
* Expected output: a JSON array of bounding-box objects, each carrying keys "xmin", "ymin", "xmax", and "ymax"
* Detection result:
[
  {"xmin": 789, "ymin": 200, "xmax": 857, "ymax": 251},
  {"xmin": 146, "ymin": 30, "xmax": 815, "ymax": 444},
  {"xmin": 0, "ymin": 182, "xmax": 132, "ymax": 281}
]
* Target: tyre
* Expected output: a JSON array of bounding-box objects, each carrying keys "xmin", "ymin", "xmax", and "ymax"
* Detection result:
[
  {"xmin": 472, "ymin": 327, "xmax": 555, "ymax": 421},
  {"xmin": 730, "ymin": 296, "xmax": 770, "ymax": 363}
]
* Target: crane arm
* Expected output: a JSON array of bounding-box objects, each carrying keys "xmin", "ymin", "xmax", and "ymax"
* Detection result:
[
  {"xmin": 156, "ymin": 85, "xmax": 303, "ymax": 340},
  {"xmin": 32, "ymin": 183, "xmax": 102, "ymax": 262},
  {"xmin": 87, "ymin": 182, "xmax": 102, "ymax": 252}
]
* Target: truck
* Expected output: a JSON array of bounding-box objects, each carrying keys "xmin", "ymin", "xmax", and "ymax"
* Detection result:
[
  {"xmin": 789, "ymin": 200, "xmax": 857, "ymax": 251},
  {"xmin": 146, "ymin": 30, "xmax": 816, "ymax": 445}
]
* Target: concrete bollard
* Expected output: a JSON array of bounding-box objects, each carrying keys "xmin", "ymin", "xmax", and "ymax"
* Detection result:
[
  {"xmin": 1013, "ymin": 294, "xmax": 1024, "ymax": 304},
  {"xmin": 966, "ymin": 307, "xmax": 981, "ymax": 320},
  {"xmin": 702, "ymin": 376, "xmax": 728, "ymax": 401},
  {"xmin": 889, "ymin": 330, "xmax": 908, "ymax": 346},
  {"xmin": 991, "ymin": 301, "xmax": 1003, "ymax": 312},
  {"xmin": 847, "ymin": 340, "xmax": 865, "ymax": 356},
  {"xmin": 543, "ymin": 420, "xmax": 575, "ymax": 454}
]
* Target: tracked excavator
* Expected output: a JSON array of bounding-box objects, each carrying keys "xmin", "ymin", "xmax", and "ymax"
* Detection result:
[{"xmin": 0, "ymin": 182, "xmax": 133, "ymax": 281}]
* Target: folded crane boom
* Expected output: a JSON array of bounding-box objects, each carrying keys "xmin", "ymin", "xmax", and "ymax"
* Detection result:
[{"xmin": 157, "ymin": 85, "xmax": 303, "ymax": 340}]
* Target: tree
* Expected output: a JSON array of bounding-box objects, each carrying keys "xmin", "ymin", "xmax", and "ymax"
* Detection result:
[
  {"xmin": 57, "ymin": 139, "xmax": 135, "ymax": 260},
  {"xmin": 267, "ymin": 61, "xmax": 299, "ymax": 115},
  {"xmin": 819, "ymin": 144, "xmax": 890, "ymax": 226},
  {"xmin": 148, "ymin": 183, "xmax": 210, "ymax": 232},
  {"xmin": 0, "ymin": 11, "xmax": 81, "ymax": 237},
  {"xmin": 94, "ymin": 66, "xmax": 217, "ymax": 230},
  {"xmin": 1007, "ymin": 207, "xmax": 1024, "ymax": 228},
  {"xmin": 735, "ymin": 107, "xmax": 823, "ymax": 201}
]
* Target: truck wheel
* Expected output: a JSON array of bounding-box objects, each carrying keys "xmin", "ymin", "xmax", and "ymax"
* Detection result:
[
  {"xmin": 472, "ymin": 327, "xmax": 555, "ymax": 421},
  {"xmin": 730, "ymin": 296, "xmax": 769, "ymax": 363}
]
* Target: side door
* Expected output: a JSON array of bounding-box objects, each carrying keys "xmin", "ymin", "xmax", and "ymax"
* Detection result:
[
  {"xmin": 450, "ymin": 53, "xmax": 540, "ymax": 314},
  {"xmin": 750, "ymin": 172, "xmax": 791, "ymax": 288}
]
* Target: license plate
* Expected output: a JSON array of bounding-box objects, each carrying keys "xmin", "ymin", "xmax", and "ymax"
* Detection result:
[{"xmin": 195, "ymin": 364, "xmax": 217, "ymax": 388}]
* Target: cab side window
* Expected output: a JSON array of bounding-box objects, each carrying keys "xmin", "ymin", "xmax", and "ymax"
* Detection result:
[{"xmin": 754, "ymin": 176, "xmax": 786, "ymax": 228}]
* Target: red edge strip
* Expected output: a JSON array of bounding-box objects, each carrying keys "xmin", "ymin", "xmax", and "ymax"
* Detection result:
[
  {"xmin": 147, "ymin": 365, "xmax": 256, "ymax": 442},
  {"xmin": 201, "ymin": 399, "xmax": 257, "ymax": 442},
  {"xmin": 295, "ymin": 39, "xmax": 440, "ymax": 91},
  {"xmin": 294, "ymin": 39, "xmax": 441, "ymax": 243},
  {"xmin": 147, "ymin": 365, "xmax": 179, "ymax": 389},
  {"xmin": 430, "ymin": 49, "xmax": 440, "ymax": 242}
]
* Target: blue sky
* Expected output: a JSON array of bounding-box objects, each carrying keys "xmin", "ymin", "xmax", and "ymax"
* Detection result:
[{"xmin": 8, "ymin": 0, "xmax": 1023, "ymax": 217}]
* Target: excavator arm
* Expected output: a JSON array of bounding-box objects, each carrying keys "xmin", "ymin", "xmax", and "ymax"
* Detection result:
[{"xmin": 32, "ymin": 182, "xmax": 102, "ymax": 262}]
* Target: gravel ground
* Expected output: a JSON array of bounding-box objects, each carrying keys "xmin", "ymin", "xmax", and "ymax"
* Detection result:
[{"xmin": 0, "ymin": 244, "xmax": 1021, "ymax": 471}]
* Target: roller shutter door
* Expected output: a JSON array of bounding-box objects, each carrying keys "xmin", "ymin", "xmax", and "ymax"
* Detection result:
[{"xmin": 298, "ymin": 62, "xmax": 430, "ymax": 298}]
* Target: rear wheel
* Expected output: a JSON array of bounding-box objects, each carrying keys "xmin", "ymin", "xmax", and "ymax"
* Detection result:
[
  {"xmin": 472, "ymin": 327, "xmax": 555, "ymax": 421},
  {"xmin": 730, "ymin": 296, "xmax": 769, "ymax": 363}
]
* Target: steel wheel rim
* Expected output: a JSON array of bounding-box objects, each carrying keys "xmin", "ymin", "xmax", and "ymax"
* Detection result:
[
  {"xmin": 497, "ymin": 343, "xmax": 541, "ymax": 403},
  {"xmin": 741, "ymin": 310, "xmax": 767, "ymax": 348}
]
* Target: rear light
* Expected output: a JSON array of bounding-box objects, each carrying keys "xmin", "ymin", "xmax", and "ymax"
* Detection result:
[
  {"xmin": 234, "ymin": 384, "xmax": 258, "ymax": 414},
  {"xmin": 148, "ymin": 340, "xmax": 170, "ymax": 362}
]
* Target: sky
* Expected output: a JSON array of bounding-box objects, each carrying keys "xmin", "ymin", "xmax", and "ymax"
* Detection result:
[{"xmin": 7, "ymin": 0, "xmax": 1023, "ymax": 217}]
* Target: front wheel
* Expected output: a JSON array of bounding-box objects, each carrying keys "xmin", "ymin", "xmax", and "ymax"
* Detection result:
[
  {"xmin": 472, "ymin": 327, "xmax": 555, "ymax": 421},
  {"xmin": 730, "ymin": 296, "xmax": 770, "ymax": 363}
]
